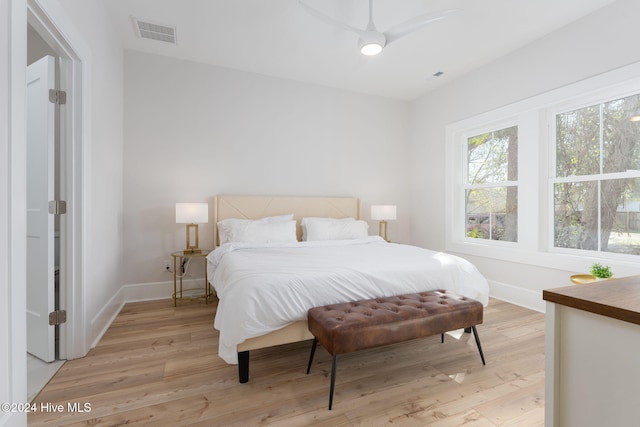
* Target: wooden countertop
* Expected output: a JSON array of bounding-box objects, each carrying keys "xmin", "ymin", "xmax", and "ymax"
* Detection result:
[{"xmin": 543, "ymin": 275, "xmax": 640, "ymax": 325}]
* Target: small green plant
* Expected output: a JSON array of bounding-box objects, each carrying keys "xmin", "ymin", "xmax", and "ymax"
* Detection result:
[
  {"xmin": 467, "ymin": 227, "xmax": 483, "ymax": 239},
  {"xmin": 590, "ymin": 263, "xmax": 613, "ymax": 279}
]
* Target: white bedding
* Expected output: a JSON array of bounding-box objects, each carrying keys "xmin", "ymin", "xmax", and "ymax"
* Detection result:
[{"xmin": 207, "ymin": 236, "xmax": 489, "ymax": 364}]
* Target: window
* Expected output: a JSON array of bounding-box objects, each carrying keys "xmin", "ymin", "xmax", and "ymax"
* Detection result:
[
  {"xmin": 465, "ymin": 125, "xmax": 518, "ymax": 242},
  {"xmin": 447, "ymin": 64, "xmax": 640, "ymax": 272},
  {"xmin": 553, "ymin": 93, "xmax": 640, "ymax": 255}
]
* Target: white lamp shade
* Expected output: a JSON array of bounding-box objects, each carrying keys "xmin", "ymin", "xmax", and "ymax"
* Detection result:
[
  {"xmin": 176, "ymin": 203, "xmax": 208, "ymax": 224},
  {"xmin": 371, "ymin": 205, "xmax": 397, "ymax": 221}
]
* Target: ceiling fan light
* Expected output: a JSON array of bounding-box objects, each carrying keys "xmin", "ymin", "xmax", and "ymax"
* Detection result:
[{"xmin": 360, "ymin": 42, "xmax": 383, "ymax": 56}]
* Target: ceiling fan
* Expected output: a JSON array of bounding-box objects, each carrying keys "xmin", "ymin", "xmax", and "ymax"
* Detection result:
[{"xmin": 299, "ymin": 0, "xmax": 460, "ymax": 56}]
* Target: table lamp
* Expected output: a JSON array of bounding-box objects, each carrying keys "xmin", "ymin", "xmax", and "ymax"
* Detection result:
[
  {"xmin": 371, "ymin": 205, "xmax": 396, "ymax": 242},
  {"xmin": 176, "ymin": 202, "xmax": 208, "ymax": 254}
]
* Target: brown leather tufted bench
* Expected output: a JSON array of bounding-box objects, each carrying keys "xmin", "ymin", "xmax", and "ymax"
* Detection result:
[{"xmin": 306, "ymin": 290, "xmax": 485, "ymax": 410}]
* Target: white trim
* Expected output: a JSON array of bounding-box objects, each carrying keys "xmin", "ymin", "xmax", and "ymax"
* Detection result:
[
  {"xmin": 489, "ymin": 280, "xmax": 544, "ymax": 313},
  {"xmin": 90, "ymin": 288, "xmax": 124, "ymax": 349},
  {"xmin": 124, "ymin": 281, "xmax": 173, "ymax": 302},
  {"xmin": 4, "ymin": 1, "xmax": 28, "ymax": 425},
  {"xmin": 28, "ymin": 0, "xmax": 90, "ymax": 360},
  {"xmin": 544, "ymin": 301, "xmax": 559, "ymax": 426},
  {"xmin": 123, "ymin": 279, "xmax": 207, "ymax": 302}
]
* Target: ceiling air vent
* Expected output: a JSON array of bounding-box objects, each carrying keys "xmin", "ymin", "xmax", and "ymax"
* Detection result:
[{"xmin": 132, "ymin": 17, "xmax": 177, "ymax": 44}]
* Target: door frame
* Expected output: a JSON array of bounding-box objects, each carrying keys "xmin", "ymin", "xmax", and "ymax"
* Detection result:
[{"xmin": 26, "ymin": 0, "xmax": 88, "ymax": 360}]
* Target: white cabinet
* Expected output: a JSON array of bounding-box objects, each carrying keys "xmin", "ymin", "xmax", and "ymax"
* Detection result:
[{"xmin": 544, "ymin": 276, "xmax": 640, "ymax": 427}]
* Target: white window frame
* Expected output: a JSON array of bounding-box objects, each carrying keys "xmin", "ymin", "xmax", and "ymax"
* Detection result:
[
  {"xmin": 446, "ymin": 111, "xmax": 542, "ymax": 263},
  {"xmin": 460, "ymin": 122, "xmax": 520, "ymax": 246},
  {"xmin": 445, "ymin": 61, "xmax": 640, "ymax": 274},
  {"xmin": 547, "ymin": 86, "xmax": 640, "ymax": 260}
]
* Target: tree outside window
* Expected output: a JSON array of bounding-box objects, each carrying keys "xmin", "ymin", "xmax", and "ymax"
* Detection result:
[
  {"xmin": 554, "ymin": 93, "xmax": 640, "ymax": 255},
  {"xmin": 465, "ymin": 126, "xmax": 518, "ymax": 242}
]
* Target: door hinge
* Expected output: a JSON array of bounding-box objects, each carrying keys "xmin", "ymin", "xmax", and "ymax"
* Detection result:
[
  {"xmin": 48, "ymin": 89, "xmax": 67, "ymax": 105},
  {"xmin": 49, "ymin": 310, "xmax": 67, "ymax": 326},
  {"xmin": 48, "ymin": 200, "xmax": 67, "ymax": 215}
]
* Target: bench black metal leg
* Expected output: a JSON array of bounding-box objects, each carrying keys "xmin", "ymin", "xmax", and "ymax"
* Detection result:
[
  {"xmin": 238, "ymin": 351, "xmax": 250, "ymax": 383},
  {"xmin": 441, "ymin": 333, "xmax": 444, "ymax": 343},
  {"xmin": 471, "ymin": 326, "xmax": 486, "ymax": 365},
  {"xmin": 306, "ymin": 338, "xmax": 318, "ymax": 374},
  {"xmin": 329, "ymin": 355, "xmax": 337, "ymax": 410}
]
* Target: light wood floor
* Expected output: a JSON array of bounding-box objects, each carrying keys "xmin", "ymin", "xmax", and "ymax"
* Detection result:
[{"xmin": 28, "ymin": 297, "xmax": 545, "ymax": 426}]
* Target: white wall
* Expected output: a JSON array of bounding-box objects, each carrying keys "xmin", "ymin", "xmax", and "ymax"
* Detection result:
[
  {"xmin": 122, "ymin": 51, "xmax": 410, "ymax": 287},
  {"xmin": 54, "ymin": 0, "xmax": 124, "ymax": 346},
  {"xmin": 408, "ymin": 0, "xmax": 640, "ymax": 309},
  {"xmin": 1, "ymin": 0, "xmax": 27, "ymax": 425}
]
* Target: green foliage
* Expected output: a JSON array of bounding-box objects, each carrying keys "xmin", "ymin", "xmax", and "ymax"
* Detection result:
[
  {"xmin": 466, "ymin": 125, "xmax": 519, "ymax": 242},
  {"xmin": 590, "ymin": 263, "xmax": 613, "ymax": 279},
  {"xmin": 554, "ymin": 92, "xmax": 640, "ymax": 253},
  {"xmin": 466, "ymin": 227, "xmax": 484, "ymax": 239}
]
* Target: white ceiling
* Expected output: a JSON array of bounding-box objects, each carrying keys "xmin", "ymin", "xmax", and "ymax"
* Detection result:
[{"xmin": 102, "ymin": 0, "xmax": 616, "ymax": 101}]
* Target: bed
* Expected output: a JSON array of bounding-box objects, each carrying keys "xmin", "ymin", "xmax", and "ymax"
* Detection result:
[{"xmin": 207, "ymin": 195, "xmax": 490, "ymax": 382}]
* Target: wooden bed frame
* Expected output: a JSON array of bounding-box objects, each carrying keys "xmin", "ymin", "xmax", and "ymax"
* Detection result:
[{"xmin": 213, "ymin": 195, "xmax": 361, "ymax": 382}]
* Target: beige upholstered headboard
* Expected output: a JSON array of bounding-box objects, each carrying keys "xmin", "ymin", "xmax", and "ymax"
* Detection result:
[{"xmin": 214, "ymin": 195, "xmax": 360, "ymax": 245}]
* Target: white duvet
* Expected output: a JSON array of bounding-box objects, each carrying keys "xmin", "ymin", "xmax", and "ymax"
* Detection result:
[{"xmin": 207, "ymin": 236, "xmax": 489, "ymax": 364}]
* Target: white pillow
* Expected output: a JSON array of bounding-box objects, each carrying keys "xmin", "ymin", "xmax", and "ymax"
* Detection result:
[
  {"xmin": 218, "ymin": 214, "xmax": 294, "ymax": 244},
  {"xmin": 301, "ymin": 217, "xmax": 355, "ymax": 241},
  {"xmin": 305, "ymin": 219, "xmax": 369, "ymax": 241},
  {"xmin": 230, "ymin": 220, "xmax": 297, "ymax": 243},
  {"xmin": 261, "ymin": 214, "xmax": 295, "ymax": 223}
]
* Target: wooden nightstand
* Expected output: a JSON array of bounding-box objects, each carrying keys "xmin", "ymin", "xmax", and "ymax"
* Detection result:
[{"xmin": 171, "ymin": 249, "xmax": 212, "ymax": 306}]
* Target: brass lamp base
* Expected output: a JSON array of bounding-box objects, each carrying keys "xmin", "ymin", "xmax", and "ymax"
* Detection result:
[
  {"xmin": 185, "ymin": 223, "xmax": 201, "ymax": 254},
  {"xmin": 379, "ymin": 220, "xmax": 389, "ymax": 242}
]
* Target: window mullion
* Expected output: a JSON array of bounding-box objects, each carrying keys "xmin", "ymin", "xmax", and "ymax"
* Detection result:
[
  {"xmin": 597, "ymin": 180, "xmax": 602, "ymax": 252},
  {"xmin": 464, "ymin": 181, "xmax": 518, "ymax": 190},
  {"xmin": 598, "ymin": 104, "xmax": 603, "ymax": 252}
]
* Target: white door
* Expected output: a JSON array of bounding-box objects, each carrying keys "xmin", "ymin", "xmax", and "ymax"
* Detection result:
[{"xmin": 26, "ymin": 55, "xmax": 56, "ymax": 362}]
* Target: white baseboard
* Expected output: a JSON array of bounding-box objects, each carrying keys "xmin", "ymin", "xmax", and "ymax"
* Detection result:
[
  {"xmin": 123, "ymin": 279, "xmax": 205, "ymax": 303},
  {"xmin": 123, "ymin": 280, "xmax": 173, "ymax": 302},
  {"xmin": 90, "ymin": 287, "xmax": 125, "ymax": 349},
  {"xmin": 489, "ymin": 280, "xmax": 545, "ymax": 313},
  {"xmin": 90, "ymin": 279, "xmax": 207, "ymax": 349},
  {"xmin": 90, "ymin": 279, "xmax": 542, "ymax": 352}
]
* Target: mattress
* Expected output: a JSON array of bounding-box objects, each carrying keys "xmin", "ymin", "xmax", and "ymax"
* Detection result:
[{"xmin": 207, "ymin": 236, "xmax": 489, "ymax": 364}]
